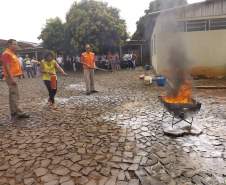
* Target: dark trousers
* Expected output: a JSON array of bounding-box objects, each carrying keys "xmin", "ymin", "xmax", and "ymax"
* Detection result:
[
  {"xmin": 44, "ymin": 80, "xmax": 57, "ymax": 103},
  {"xmin": 128, "ymin": 60, "xmax": 133, "ymax": 69},
  {"xmin": 33, "ymin": 65, "xmax": 37, "ymax": 76},
  {"xmin": 26, "ymin": 67, "xmax": 33, "ymax": 78}
]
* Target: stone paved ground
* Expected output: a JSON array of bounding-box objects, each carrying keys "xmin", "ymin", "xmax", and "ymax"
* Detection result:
[{"xmin": 0, "ymin": 69, "xmax": 226, "ymax": 185}]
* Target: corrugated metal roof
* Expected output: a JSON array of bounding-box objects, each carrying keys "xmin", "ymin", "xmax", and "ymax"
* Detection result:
[
  {"xmin": 147, "ymin": 0, "xmax": 211, "ymax": 16},
  {"xmin": 0, "ymin": 39, "xmax": 42, "ymax": 50}
]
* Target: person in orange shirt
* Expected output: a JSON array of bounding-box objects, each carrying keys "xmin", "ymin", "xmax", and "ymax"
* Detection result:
[
  {"xmin": 81, "ymin": 44, "xmax": 98, "ymax": 95},
  {"xmin": 1, "ymin": 39, "xmax": 29, "ymax": 121}
]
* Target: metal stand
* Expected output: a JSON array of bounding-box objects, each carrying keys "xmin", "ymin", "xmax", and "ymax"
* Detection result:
[{"xmin": 161, "ymin": 109, "xmax": 194, "ymax": 128}]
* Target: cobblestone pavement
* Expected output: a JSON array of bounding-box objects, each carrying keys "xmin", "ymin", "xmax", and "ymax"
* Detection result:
[{"xmin": 0, "ymin": 69, "xmax": 226, "ymax": 185}]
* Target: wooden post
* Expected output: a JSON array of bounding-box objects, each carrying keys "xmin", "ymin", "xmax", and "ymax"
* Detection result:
[
  {"xmin": 35, "ymin": 51, "xmax": 38, "ymax": 60},
  {"xmin": 140, "ymin": 44, "xmax": 143, "ymax": 65},
  {"xmin": 119, "ymin": 45, "xmax": 122, "ymax": 59}
]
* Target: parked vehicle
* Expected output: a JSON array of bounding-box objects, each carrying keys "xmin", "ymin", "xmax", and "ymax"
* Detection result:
[
  {"xmin": 122, "ymin": 54, "xmax": 130, "ymax": 61},
  {"xmin": 120, "ymin": 54, "xmax": 130, "ymax": 68}
]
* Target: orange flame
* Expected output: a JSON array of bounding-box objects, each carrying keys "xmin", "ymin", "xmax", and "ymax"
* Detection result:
[{"xmin": 163, "ymin": 81, "xmax": 192, "ymax": 104}]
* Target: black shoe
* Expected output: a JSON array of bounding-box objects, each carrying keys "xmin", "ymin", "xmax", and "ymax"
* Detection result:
[
  {"xmin": 86, "ymin": 92, "xmax": 91, "ymax": 95},
  {"xmin": 91, "ymin": 90, "xmax": 98, "ymax": 93},
  {"xmin": 17, "ymin": 113, "xmax": 30, "ymax": 119}
]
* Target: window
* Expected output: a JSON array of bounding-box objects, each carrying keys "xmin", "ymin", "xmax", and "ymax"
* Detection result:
[
  {"xmin": 209, "ymin": 18, "xmax": 226, "ymax": 30},
  {"xmin": 177, "ymin": 18, "xmax": 226, "ymax": 32},
  {"xmin": 186, "ymin": 20, "xmax": 208, "ymax": 32}
]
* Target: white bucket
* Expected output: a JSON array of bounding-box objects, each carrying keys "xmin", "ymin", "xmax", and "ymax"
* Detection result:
[
  {"xmin": 144, "ymin": 76, "xmax": 152, "ymax": 85},
  {"xmin": 149, "ymin": 77, "xmax": 153, "ymax": 84}
]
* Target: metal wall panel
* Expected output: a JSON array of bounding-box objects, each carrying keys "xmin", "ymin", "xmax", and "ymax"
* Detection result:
[
  {"xmin": 222, "ymin": 0, "xmax": 226, "ymax": 14},
  {"xmin": 178, "ymin": 0, "xmax": 225, "ymax": 19}
]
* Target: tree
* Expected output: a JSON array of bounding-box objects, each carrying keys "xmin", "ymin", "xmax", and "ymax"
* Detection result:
[
  {"xmin": 132, "ymin": 0, "xmax": 187, "ymax": 66},
  {"xmin": 65, "ymin": 0, "xmax": 128, "ymax": 53},
  {"xmin": 38, "ymin": 17, "xmax": 65, "ymax": 53},
  {"xmin": 133, "ymin": 0, "xmax": 187, "ymax": 40}
]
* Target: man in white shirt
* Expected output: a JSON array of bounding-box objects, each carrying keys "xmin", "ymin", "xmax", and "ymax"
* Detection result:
[
  {"xmin": 18, "ymin": 55, "xmax": 25, "ymax": 78},
  {"xmin": 127, "ymin": 53, "xmax": 133, "ymax": 69},
  {"xmin": 57, "ymin": 55, "xmax": 64, "ymax": 68},
  {"xmin": 24, "ymin": 55, "xmax": 33, "ymax": 78},
  {"xmin": 31, "ymin": 57, "xmax": 39, "ymax": 77}
]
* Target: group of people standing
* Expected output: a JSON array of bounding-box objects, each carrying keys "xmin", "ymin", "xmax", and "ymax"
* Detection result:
[
  {"xmin": 96, "ymin": 52, "xmax": 137, "ymax": 71},
  {"xmin": 128, "ymin": 52, "xmax": 137, "ymax": 70},
  {"xmin": 58, "ymin": 52, "xmax": 137, "ymax": 73},
  {"xmin": 106, "ymin": 52, "xmax": 121, "ymax": 71},
  {"xmin": 56, "ymin": 55, "xmax": 81, "ymax": 73},
  {"xmin": 65, "ymin": 55, "xmax": 81, "ymax": 72},
  {"xmin": 1, "ymin": 39, "xmax": 137, "ymax": 123},
  {"xmin": 1, "ymin": 40, "xmax": 97, "ymax": 122},
  {"xmin": 19, "ymin": 54, "xmax": 40, "ymax": 78}
]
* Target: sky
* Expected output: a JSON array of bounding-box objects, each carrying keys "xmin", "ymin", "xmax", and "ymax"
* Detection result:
[{"xmin": 0, "ymin": 0, "xmax": 204, "ymax": 43}]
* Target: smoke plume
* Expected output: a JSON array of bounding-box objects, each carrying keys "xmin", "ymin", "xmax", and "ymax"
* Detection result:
[{"xmin": 155, "ymin": 12, "xmax": 192, "ymax": 96}]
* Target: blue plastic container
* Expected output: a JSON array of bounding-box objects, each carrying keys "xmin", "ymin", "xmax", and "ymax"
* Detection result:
[{"xmin": 156, "ymin": 76, "xmax": 166, "ymax": 86}]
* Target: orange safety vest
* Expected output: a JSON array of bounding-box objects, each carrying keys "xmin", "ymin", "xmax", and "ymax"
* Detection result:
[
  {"xmin": 1, "ymin": 48, "xmax": 22, "ymax": 77},
  {"xmin": 81, "ymin": 52, "xmax": 95, "ymax": 69}
]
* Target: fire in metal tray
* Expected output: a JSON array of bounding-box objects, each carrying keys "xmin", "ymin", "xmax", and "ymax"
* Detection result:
[{"xmin": 159, "ymin": 95, "xmax": 202, "ymax": 127}]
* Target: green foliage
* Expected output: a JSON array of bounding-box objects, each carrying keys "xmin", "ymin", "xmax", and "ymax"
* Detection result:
[
  {"xmin": 133, "ymin": 0, "xmax": 187, "ymax": 40},
  {"xmin": 39, "ymin": 0, "xmax": 128, "ymax": 54},
  {"xmin": 65, "ymin": 0, "xmax": 128, "ymax": 53},
  {"xmin": 38, "ymin": 17, "xmax": 65, "ymax": 53},
  {"xmin": 132, "ymin": 16, "xmax": 147, "ymax": 41}
]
